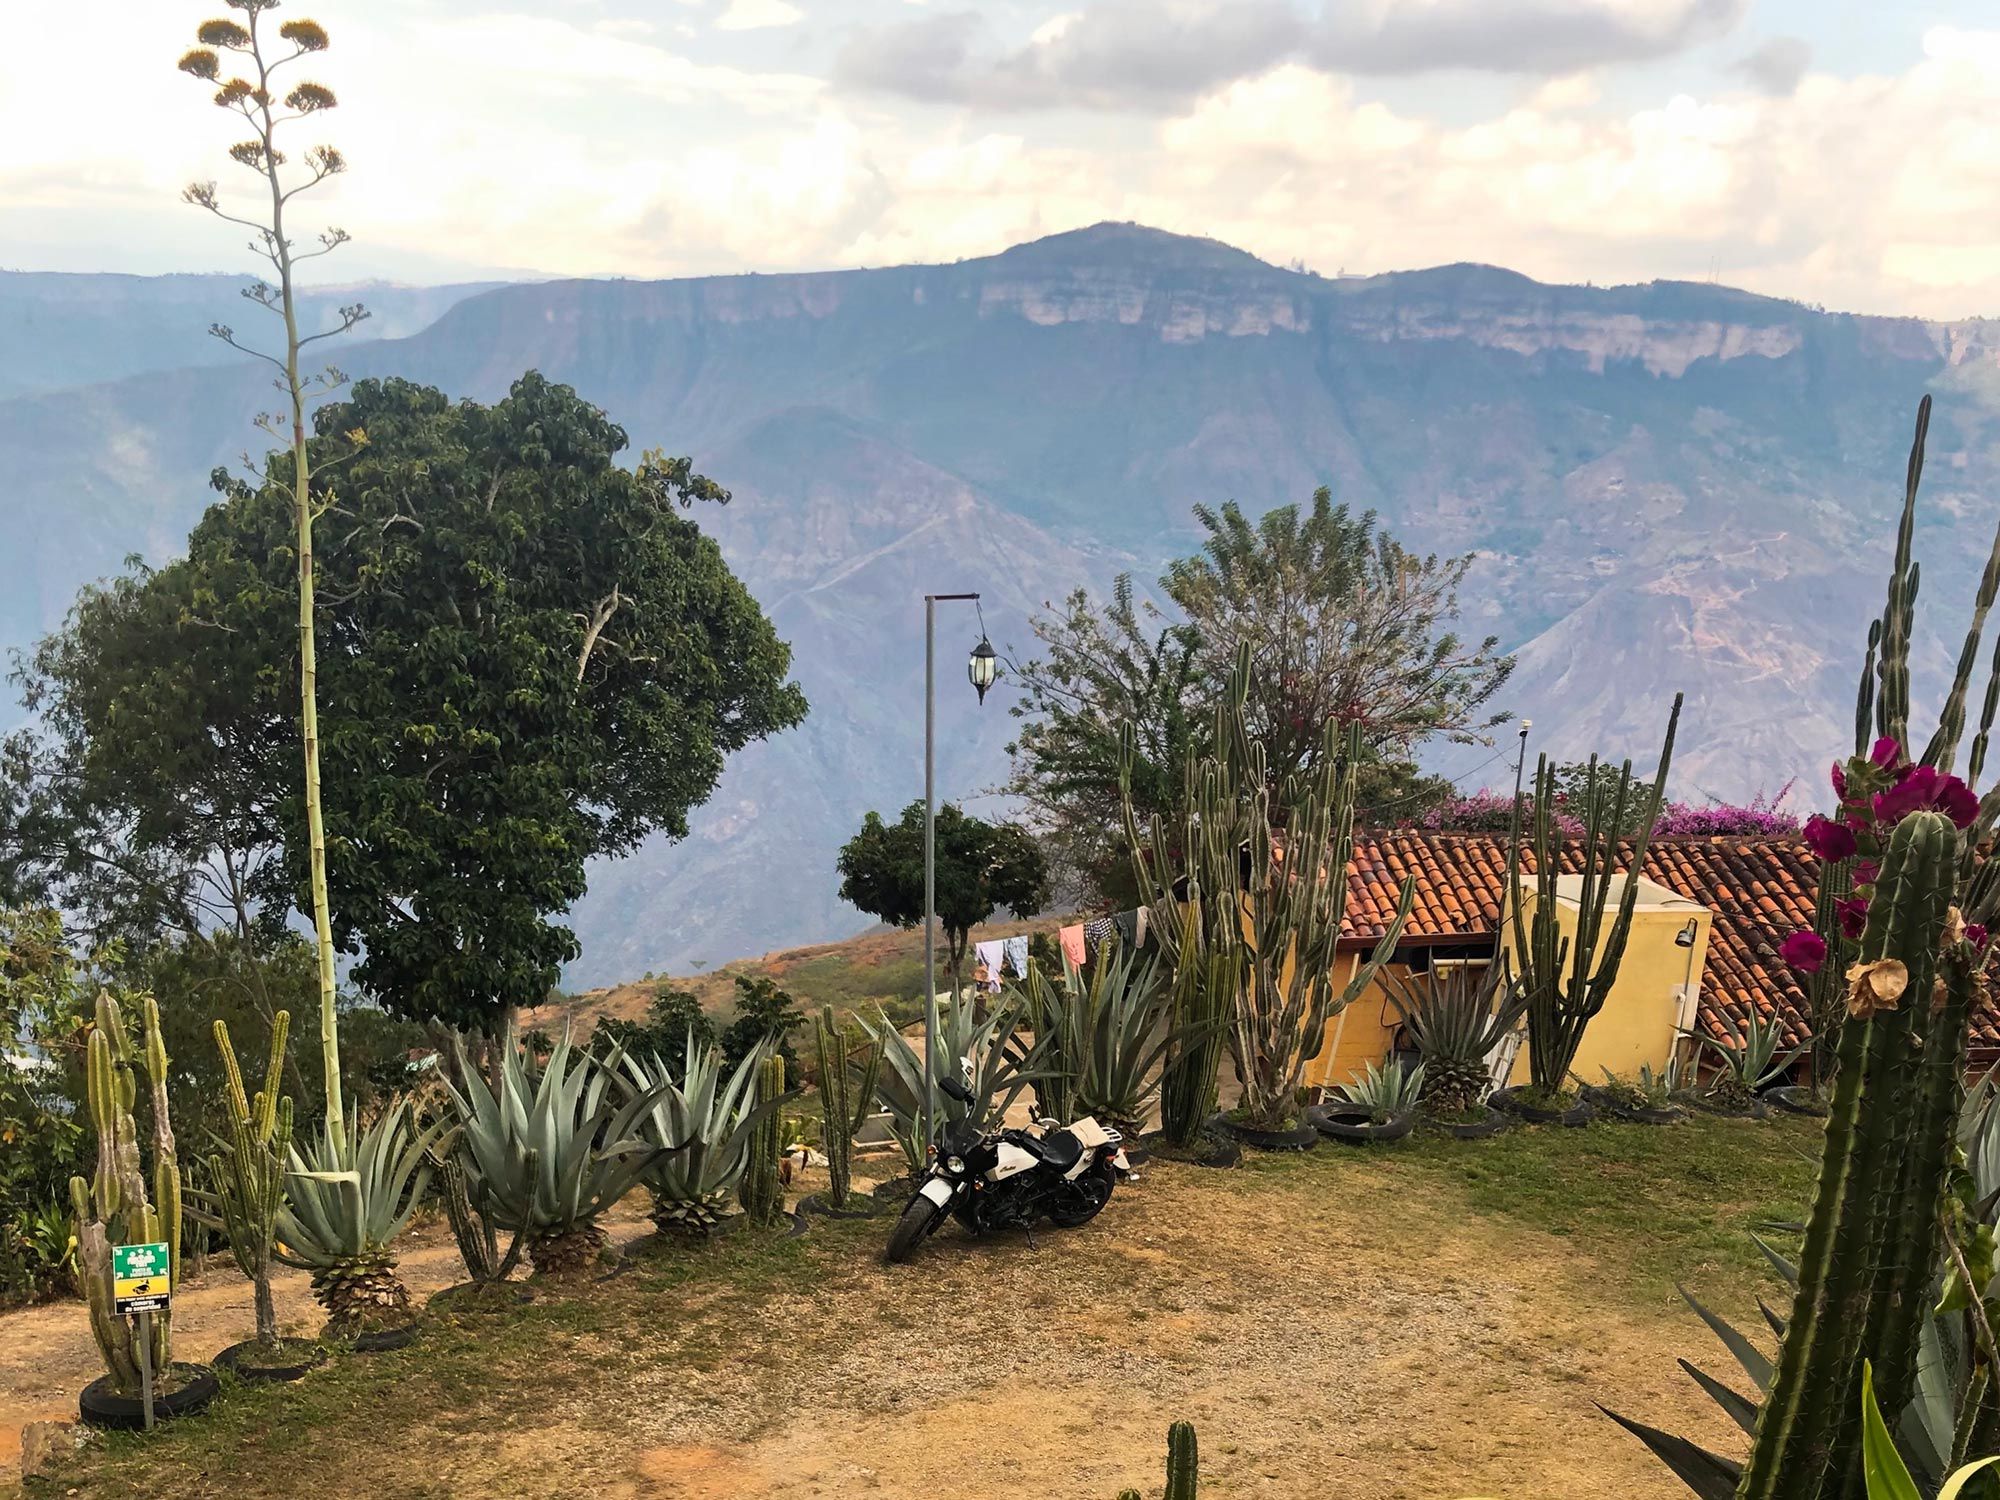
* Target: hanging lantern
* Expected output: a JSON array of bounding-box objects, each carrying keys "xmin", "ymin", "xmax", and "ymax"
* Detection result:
[{"xmin": 968, "ymin": 637, "xmax": 998, "ymax": 703}]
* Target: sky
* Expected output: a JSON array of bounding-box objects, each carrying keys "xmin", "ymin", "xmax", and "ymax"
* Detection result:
[{"xmin": 2, "ymin": 0, "xmax": 1997, "ymax": 318}]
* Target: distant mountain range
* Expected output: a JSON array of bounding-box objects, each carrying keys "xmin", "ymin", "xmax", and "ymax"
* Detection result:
[{"xmin": 5, "ymin": 222, "xmax": 1998, "ymax": 984}]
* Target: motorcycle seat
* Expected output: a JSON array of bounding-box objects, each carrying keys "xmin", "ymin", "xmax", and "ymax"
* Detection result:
[{"xmin": 1013, "ymin": 1128, "xmax": 1084, "ymax": 1173}]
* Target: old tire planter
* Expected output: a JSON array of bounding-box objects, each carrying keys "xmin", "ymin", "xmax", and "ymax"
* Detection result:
[
  {"xmin": 799, "ymin": 1194, "xmax": 881, "ymax": 1220},
  {"xmin": 1490, "ymin": 1087, "xmax": 1594, "ymax": 1128},
  {"xmin": 427, "ymin": 1282, "xmax": 534, "ymax": 1316},
  {"xmin": 1761, "ymin": 1085, "xmax": 1829, "ymax": 1118},
  {"xmin": 1139, "ymin": 1130, "xmax": 1241, "ymax": 1169},
  {"xmin": 1673, "ymin": 1089, "xmax": 1771, "ymax": 1121},
  {"xmin": 79, "ymin": 1363, "xmax": 218, "ymax": 1429},
  {"xmin": 1207, "ymin": 1113, "xmax": 1318, "ymax": 1152},
  {"xmin": 1308, "ymin": 1104, "xmax": 1416, "ymax": 1144},
  {"xmin": 213, "ymin": 1338, "xmax": 324, "ymax": 1383},
  {"xmin": 1424, "ymin": 1105, "xmax": 1512, "ymax": 1139},
  {"xmin": 1579, "ymin": 1084, "xmax": 1683, "ymax": 1126},
  {"xmin": 346, "ymin": 1321, "xmax": 420, "ymax": 1353}
]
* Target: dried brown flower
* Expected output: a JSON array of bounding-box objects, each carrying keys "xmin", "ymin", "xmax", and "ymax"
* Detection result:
[
  {"xmin": 286, "ymin": 82, "xmax": 338, "ymax": 113},
  {"xmin": 197, "ymin": 18, "xmax": 251, "ymax": 47},
  {"xmin": 178, "ymin": 47, "xmax": 221, "ymax": 81},
  {"xmin": 279, "ymin": 19, "xmax": 330, "ymax": 51},
  {"xmin": 1846, "ymin": 958, "xmax": 1909, "ymax": 1019}
]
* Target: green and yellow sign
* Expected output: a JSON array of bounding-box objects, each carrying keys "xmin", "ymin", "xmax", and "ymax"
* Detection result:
[{"xmin": 112, "ymin": 1241, "xmax": 171, "ymax": 1316}]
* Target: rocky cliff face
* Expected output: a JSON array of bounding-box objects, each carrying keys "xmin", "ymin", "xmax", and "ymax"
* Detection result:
[{"xmin": 4, "ymin": 223, "xmax": 1997, "ymax": 981}]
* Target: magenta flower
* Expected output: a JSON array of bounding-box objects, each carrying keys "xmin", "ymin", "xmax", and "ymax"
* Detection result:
[
  {"xmin": 1854, "ymin": 860, "xmax": 1880, "ymax": 885},
  {"xmin": 1831, "ymin": 762, "xmax": 1847, "ymax": 800},
  {"xmin": 1871, "ymin": 737, "xmax": 1902, "ymax": 770},
  {"xmin": 1780, "ymin": 930, "xmax": 1828, "ymax": 974},
  {"xmin": 1873, "ymin": 764, "xmax": 1980, "ymax": 829},
  {"xmin": 1803, "ymin": 814, "xmax": 1858, "ymax": 862},
  {"xmin": 1970, "ymin": 924, "xmax": 1990, "ymax": 950},
  {"xmin": 1837, "ymin": 898, "xmax": 1869, "ymax": 940}
]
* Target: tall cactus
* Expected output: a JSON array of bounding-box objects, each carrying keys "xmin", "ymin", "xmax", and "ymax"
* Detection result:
[
  {"xmin": 196, "ymin": 1013, "xmax": 294, "ymax": 1350},
  {"xmin": 1122, "ymin": 644, "xmax": 1413, "ymax": 1133},
  {"xmin": 740, "ymin": 1054, "xmax": 787, "ymax": 1227},
  {"xmin": 1506, "ymin": 696, "xmax": 1681, "ymax": 1097},
  {"xmin": 1164, "ymin": 1420, "xmax": 1199, "ymax": 1500},
  {"xmin": 813, "ymin": 1006, "xmax": 881, "ymax": 1212},
  {"xmin": 439, "ymin": 1153, "xmax": 530, "ymax": 1287},
  {"xmin": 70, "ymin": 991, "xmax": 179, "ymax": 1395},
  {"xmin": 1725, "ymin": 397, "xmax": 2000, "ymax": 1500}
]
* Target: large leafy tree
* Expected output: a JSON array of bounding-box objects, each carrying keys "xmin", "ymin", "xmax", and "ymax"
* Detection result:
[
  {"xmin": 24, "ymin": 373, "xmax": 805, "ymax": 1031},
  {"xmin": 836, "ymin": 801, "xmax": 1049, "ymax": 1000},
  {"xmin": 1008, "ymin": 489, "xmax": 1507, "ymax": 903}
]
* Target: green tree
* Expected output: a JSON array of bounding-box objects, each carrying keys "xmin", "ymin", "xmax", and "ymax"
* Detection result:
[
  {"xmin": 719, "ymin": 974, "xmax": 804, "ymax": 1073},
  {"xmin": 30, "ymin": 374, "xmax": 804, "ymax": 1033},
  {"xmin": 1549, "ymin": 759, "xmax": 1658, "ymax": 836},
  {"xmin": 597, "ymin": 984, "xmax": 715, "ymax": 1071},
  {"xmin": 836, "ymin": 802, "xmax": 1049, "ymax": 1000},
  {"xmin": 1008, "ymin": 490, "xmax": 1509, "ymax": 904}
]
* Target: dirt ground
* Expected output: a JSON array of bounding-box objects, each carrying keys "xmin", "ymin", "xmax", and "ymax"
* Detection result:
[{"xmin": 1, "ymin": 1142, "xmax": 1763, "ymax": 1500}]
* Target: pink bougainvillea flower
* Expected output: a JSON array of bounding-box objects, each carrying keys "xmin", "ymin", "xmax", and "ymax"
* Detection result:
[
  {"xmin": 1871, "ymin": 737, "xmax": 1902, "ymax": 770},
  {"xmin": 1853, "ymin": 860, "xmax": 1880, "ymax": 886},
  {"xmin": 1873, "ymin": 764, "xmax": 1980, "ymax": 829},
  {"xmin": 1837, "ymin": 898, "xmax": 1869, "ymax": 940},
  {"xmin": 1970, "ymin": 923, "xmax": 1989, "ymax": 950},
  {"xmin": 1780, "ymin": 930, "xmax": 1829, "ymax": 974},
  {"xmin": 1803, "ymin": 814, "xmax": 1858, "ymax": 862},
  {"xmin": 1831, "ymin": 762, "xmax": 1847, "ymax": 800}
]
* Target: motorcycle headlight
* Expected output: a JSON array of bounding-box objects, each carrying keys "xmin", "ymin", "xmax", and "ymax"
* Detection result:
[{"xmin": 945, "ymin": 1155, "xmax": 966, "ymax": 1174}]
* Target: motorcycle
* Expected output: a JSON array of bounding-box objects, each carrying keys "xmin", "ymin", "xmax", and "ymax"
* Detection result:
[{"xmin": 884, "ymin": 1073, "xmax": 1132, "ymax": 1263}]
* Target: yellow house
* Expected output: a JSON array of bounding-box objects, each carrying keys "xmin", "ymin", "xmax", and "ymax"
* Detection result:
[{"xmin": 1303, "ymin": 840, "xmax": 1723, "ymax": 1093}]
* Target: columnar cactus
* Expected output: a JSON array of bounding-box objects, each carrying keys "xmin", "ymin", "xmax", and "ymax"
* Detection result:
[
  {"xmin": 813, "ymin": 1006, "xmax": 882, "ymax": 1212},
  {"xmin": 740, "ymin": 1054, "xmax": 787, "ymax": 1227},
  {"xmin": 1506, "ymin": 697, "xmax": 1681, "ymax": 1097},
  {"xmin": 439, "ymin": 1153, "xmax": 530, "ymax": 1287},
  {"xmin": 70, "ymin": 991, "xmax": 179, "ymax": 1394},
  {"xmin": 1165, "ymin": 1420, "xmax": 1199, "ymax": 1500},
  {"xmin": 1730, "ymin": 399, "xmax": 2000, "ymax": 1500},
  {"xmin": 1121, "ymin": 645, "xmax": 1413, "ymax": 1132},
  {"xmin": 200, "ymin": 1013, "xmax": 294, "ymax": 1349}
]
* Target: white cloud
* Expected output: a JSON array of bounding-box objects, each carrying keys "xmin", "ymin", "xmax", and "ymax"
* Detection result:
[{"xmin": 715, "ymin": 0, "xmax": 805, "ymax": 31}]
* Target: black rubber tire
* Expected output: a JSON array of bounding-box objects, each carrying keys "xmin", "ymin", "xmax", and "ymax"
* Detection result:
[
  {"xmin": 1760, "ymin": 1085, "xmax": 1829, "ymax": 1118},
  {"xmin": 1490, "ymin": 1087, "xmax": 1595, "ymax": 1128},
  {"xmin": 79, "ymin": 1364, "xmax": 218, "ymax": 1430},
  {"xmin": 1207, "ymin": 1113, "xmax": 1319, "ymax": 1151},
  {"xmin": 1047, "ymin": 1162, "xmax": 1116, "ymax": 1228},
  {"xmin": 346, "ymin": 1321, "xmax": 420, "ymax": 1353},
  {"xmin": 1424, "ymin": 1106, "xmax": 1513, "ymax": 1140},
  {"xmin": 1578, "ymin": 1084, "xmax": 1684, "ymax": 1126},
  {"xmin": 212, "ymin": 1338, "xmax": 324, "ymax": 1383},
  {"xmin": 884, "ymin": 1194, "xmax": 947, "ymax": 1264},
  {"xmin": 1308, "ymin": 1105, "xmax": 1417, "ymax": 1144},
  {"xmin": 797, "ymin": 1194, "xmax": 882, "ymax": 1220},
  {"xmin": 426, "ymin": 1282, "xmax": 534, "ymax": 1315}
]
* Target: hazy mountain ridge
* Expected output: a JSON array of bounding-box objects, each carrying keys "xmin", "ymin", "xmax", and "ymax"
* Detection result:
[{"xmin": 5, "ymin": 223, "xmax": 1998, "ymax": 981}]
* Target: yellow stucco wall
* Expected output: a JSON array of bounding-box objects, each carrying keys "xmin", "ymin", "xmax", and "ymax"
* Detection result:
[
  {"xmin": 1499, "ymin": 878, "xmax": 1712, "ymax": 1086},
  {"xmin": 1303, "ymin": 877, "xmax": 1713, "ymax": 1092}
]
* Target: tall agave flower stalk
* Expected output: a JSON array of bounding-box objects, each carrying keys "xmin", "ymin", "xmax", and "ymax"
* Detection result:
[
  {"xmin": 191, "ymin": 1013, "xmax": 294, "ymax": 1350},
  {"xmin": 1609, "ymin": 398, "xmax": 2000, "ymax": 1500},
  {"xmin": 440, "ymin": 1027, "xmax": 669, "ymax": 1277},
  {"xmin": 1122, "ymin": 644, "xmax": 1413, "ymax": 1132},
  {"xmin": 1506, "ymin": 696, "xmax": 1681, "ymax": 1097},
  {"xmin": 70, "ymin": 992, "xmax": 180, "ymax": 1394}
]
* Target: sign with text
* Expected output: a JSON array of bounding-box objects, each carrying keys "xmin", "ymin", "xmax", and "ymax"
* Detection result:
[{"xmin": 112, "ymin": 1241, "xmax": 171, "ymax": 1316}]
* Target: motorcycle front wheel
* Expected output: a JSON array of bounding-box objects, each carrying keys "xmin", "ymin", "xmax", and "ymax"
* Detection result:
[
  {"xmin": 1047, "ymin": 1161, "xmax": 1115, "ymax": 1229},
  {"xmin": 884, "ymin": 1194, "xmax": 948, "ymax": 1263}
]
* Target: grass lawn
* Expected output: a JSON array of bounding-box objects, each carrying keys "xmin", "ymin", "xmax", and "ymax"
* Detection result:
[{"xmin": 11, "ymin": 1113, "xmax": 1821, "ymax": 1500}]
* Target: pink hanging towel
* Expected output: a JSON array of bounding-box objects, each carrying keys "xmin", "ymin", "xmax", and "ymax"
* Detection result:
[{"xmin": 1058, "ymin": 924, "xmax": 1087, "ymax": 967}]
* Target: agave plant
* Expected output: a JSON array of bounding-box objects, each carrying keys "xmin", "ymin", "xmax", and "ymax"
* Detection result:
[
  {"xmin": 1381, "ymin": 961, "xmax": 1525, "ymax": 1116},
  {"xmin": 1014, "ymin": 942, "xmax": 1202, "ymax": 1137},
  {"xmin": 1698, "ymin": 1009, "xmax": 1805, "ymax": 1111},
  {"xmin": 440, "ymin": 1026, "xmax": 670, "ymax": 1277},
  {"xmin": 1333, "ymin": 1057, "xmax": 1426, "ymax": 1124},
  {"xmin": 276, "ymin": 1100, "xmax": 445, "ymax": 1335},
  {"xmin": 624, "ymin": 1033, "xmax": 788, "ymax": 1235},
  {"xmin": 859, "ymin": 989, "xmax": 1049, "ymax": 1178}
]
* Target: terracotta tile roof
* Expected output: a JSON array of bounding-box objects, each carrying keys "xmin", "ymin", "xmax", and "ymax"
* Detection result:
[{"xmin": 1340, "ymin": 831, "xmax": 2000, "ymax": 1064}]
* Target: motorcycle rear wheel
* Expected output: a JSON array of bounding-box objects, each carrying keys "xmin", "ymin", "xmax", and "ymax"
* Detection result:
[
  {"xmin": 1047, "ymin": 1162, "xmax": 1115, "ymax": 1229},
  {"xmin": 884, "ymin": 1194, "xmax": 947, "ymax": 1264}
]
